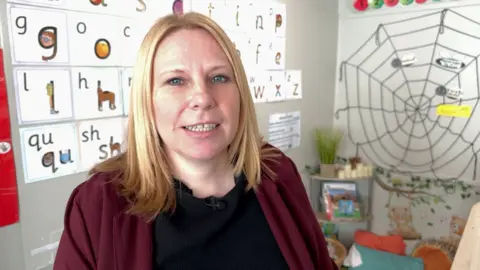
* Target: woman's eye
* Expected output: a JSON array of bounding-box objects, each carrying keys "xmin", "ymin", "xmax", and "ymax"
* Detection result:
[
  {"xmin": 211, "ymin": 75, "xmax": 228, "ymax": 84},
  {"xmin": 168, "ymin": 78, "xmax": 184, "ymax": 86}
]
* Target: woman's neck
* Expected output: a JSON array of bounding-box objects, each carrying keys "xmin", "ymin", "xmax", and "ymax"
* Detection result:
[{"xmin": 168, "ymin": 152, "xmax": 236, "ymax": 198}]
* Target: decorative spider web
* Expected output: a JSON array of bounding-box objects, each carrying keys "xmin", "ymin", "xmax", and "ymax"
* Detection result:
[{"xmin": 336, "ymin": 8, "xmax": 480, "ymax": 181}]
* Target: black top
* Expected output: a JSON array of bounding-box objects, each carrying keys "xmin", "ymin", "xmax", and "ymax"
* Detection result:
[{"xmin": 152, "ymin": 174, "xmax": 289, "ymax": 270}]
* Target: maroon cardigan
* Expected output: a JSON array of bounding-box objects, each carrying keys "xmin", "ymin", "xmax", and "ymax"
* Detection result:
[{"xmin": 53, "ymin": 152, "xmax": 337, "ymax": 270}]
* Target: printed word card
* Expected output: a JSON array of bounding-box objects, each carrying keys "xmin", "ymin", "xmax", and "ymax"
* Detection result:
[{"xmin": 268, "ymin": 111, "xmax": 301, "ymax": 152}]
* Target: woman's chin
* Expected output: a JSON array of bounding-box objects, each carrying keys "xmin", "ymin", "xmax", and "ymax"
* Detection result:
[{"xmin": 183, "ymin": 145, "xmax": 228, "ymax": 162}]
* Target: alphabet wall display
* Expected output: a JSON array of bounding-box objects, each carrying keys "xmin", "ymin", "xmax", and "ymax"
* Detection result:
[
  {"xmin": 118, "ymin": 18, "xmax": 137, "ymax": 67},
  {"xmin": 7, "ymin": 0, "xmax": 186, "ymax": 18},
  {"xmin": 8, "ymin": 0, "xmax": 121, "ymax": 16},
  {"xmin": 67, "ymin": 11, "xmax": 129, "ymax": 66},
  {"xmin": 248, "ymin": 71, "xmax": 268, "ymax": 103},
  {"xmin": 245, "ymin": 36, "xmax": 269, "ymax": 70},
  {"xmin": 250, "ymin": 2, "xmax": 275, "ymax": 35},
  {"xmin": 190, "ymin": 0, "xmax": 227, "ymax": 29},
  {"xmin": 8, "ymin": 0, "xmax": 65, "ymax": 6},
  {"xmin": 212, "ymin": 1, "xmax": 286, "ymax": 37},
  {"xmin": 121, "ymin": 68, "xmax": 133, "ymax": 115},
  {"xmin": 225, "ymin": 31, "xmax": 249, "ymax": 67},
  {"xmin": 223, "ymin": 1, "xmax": 252, "ymax": 33},
  {"xmin": 71, "ymin": 68, "xmax": 122, "ymax": 120},
  {"xmin": 266, "ymin": 37, "xmax": 286, "ymax": 70},
  {"xmin": 19, "ymin": 123, "xmax": 79, "ymax": 183},
  {"xmin": 77, "ymin": 117, "xmax": 125, "ymax": 171},
  {"xmin": 272, "ymin": 2, "xmax": 286, "ymax": 38},
  {"xmin": 120, "ymin": 19, "xmax": 145, "ymax": 67},
  {"xmin": 285, "ymin": 70, "xmax": 302, "ymax": 100},
  {"xmin": 4, "ymin": 0, "xmax": 290, "ymax": 186},
  {"xmin": 266, "ymin": 70, "xmax": 286, "ymax": 102},
  {"xmin": 14, "ymin": 68, "xmax": 73, "ymax": 124},
  {"xmin": 8, "ymin": 5, "xmax": 69, "ymax": 64},
  {"xmin": 136, "ymin": 0, "xmax": 186, "ymax": 19},
  {"xmin": 63, "ymin": 0, "xmax": 124, "ymax": 17},
  {"xmin": 173, "ymin": 0, "xmax": 185, "ymax": 15}
]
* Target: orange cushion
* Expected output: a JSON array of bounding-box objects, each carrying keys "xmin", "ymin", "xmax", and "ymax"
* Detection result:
[
  {"xmin": 354, "ymin": 230, "xmax": 406, "ymax": 255},
  {"xmin": 412, "ymin": 246, "xmax": 451, "ymax": 270}
]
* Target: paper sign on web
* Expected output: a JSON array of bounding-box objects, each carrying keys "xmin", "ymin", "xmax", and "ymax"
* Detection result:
[{"xmin": 436, "ymin": 104, "xmax": 472, "ymax": 118}]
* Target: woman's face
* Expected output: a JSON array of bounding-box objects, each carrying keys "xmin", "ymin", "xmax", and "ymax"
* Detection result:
[{"xmin": 152, "ymin": 28, "xmax": 240, "ymax": 162}]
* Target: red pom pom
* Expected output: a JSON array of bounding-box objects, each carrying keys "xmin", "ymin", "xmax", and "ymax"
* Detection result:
[
  {"xmin": 353, "ymin": 0, "xmax": 369, "ymax": 11},
  {"xmin": 385, "ymin": 0, "xmax": 399, "ymax": 7}
]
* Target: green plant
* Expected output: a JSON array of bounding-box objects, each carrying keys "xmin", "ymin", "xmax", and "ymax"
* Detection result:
[{"xmin": 314, "ymin": 127, "xmax": 344, "ymax": 164}]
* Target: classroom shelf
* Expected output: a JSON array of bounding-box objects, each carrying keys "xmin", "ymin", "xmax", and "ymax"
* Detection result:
[
  {"xmin": 311, "ymin": 174, "xmax": 373, "ymax": 182},
  {"xmin": 308, "ymin": 172, "xmax": 375, "ymax": 244},
  {"xmin": 315, "ymin": 212, "xmax": 374, "ymax": 224}
]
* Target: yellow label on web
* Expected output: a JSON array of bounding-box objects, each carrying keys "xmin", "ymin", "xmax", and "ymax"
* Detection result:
[{"xmin": 436, "ymin": 104, "xmax": 472, "ymax": 118}]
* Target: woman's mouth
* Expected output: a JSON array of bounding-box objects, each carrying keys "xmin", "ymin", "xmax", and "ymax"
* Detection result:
[{"xmin": 183, "ymin": 124, "xmax": 219, "ymax": 132}]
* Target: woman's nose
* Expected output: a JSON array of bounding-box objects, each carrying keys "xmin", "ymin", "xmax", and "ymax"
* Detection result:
[{"xmin": 187, "ymin": 82, "xmax": 216, "ymax": 110}]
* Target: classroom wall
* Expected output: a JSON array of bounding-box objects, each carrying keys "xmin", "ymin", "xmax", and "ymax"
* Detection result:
[
  {"xmin": 0, "ymin": 1, "xmax": 339, "ymax": 269},
  {"xmin": 336, "ymin": 0, "xmax": 480, "ymax": 253}
]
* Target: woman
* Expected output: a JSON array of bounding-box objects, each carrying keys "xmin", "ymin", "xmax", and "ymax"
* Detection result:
[{"xmin": 53, "ymin": 12, "xmax": 337, "ymax": 270}]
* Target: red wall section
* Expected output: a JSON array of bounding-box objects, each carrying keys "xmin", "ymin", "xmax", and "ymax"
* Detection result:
[{"xmin": 0, "ymin": 48, "xmax": 19, "ymax": 227}]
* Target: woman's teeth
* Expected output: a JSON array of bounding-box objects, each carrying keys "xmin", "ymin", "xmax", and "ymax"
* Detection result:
[{"xmin": 184, "ymin": 124, "xmax": 218, "ymax": 132}]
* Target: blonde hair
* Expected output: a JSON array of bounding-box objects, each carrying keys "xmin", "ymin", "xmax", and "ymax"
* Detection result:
[{"xmin": 90, "ymin": 12, "xmax": 280, "ymax": 220}]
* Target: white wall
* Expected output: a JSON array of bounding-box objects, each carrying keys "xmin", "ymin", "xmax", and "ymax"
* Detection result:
[
  {"xmin": 337, "ymin": 5, "xmax": 480, "ymax": 181},
  {"xmin": 336, "ymin": 0, "xmax": 480, "ymax": 253}
]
